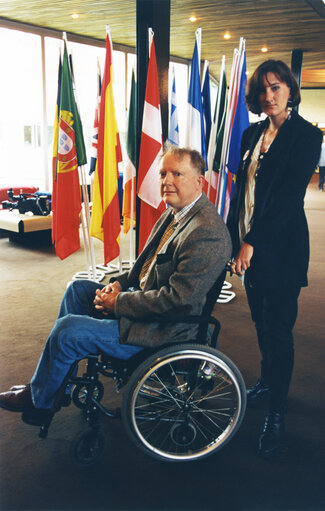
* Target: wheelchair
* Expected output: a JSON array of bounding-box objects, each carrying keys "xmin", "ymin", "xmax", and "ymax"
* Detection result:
[{"xmin": 27, "ymin": 269, "xmax": 246, "ymax": 467}]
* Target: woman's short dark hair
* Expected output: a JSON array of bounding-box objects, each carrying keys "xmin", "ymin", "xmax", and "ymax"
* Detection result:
[{"xmin": 245, "ymin": 59, "xmax": 301, "ymax": 115}]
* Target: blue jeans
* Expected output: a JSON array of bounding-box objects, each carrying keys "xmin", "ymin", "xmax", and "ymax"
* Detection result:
[{"xmin": 30, "ymin": 280, "xmax": 143, "ymax": 409}]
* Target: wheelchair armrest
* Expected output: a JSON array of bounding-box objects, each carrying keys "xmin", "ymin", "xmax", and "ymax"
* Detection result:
[
  {"xmin": 131, "ymin": 314, "xmax": 220, "ymax": 348},
  {"xmin": 132, "ymin": 314, "xmax": 218, "ymax": 325}
]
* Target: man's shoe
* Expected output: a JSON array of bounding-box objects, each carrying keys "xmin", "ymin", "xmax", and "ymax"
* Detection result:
[
  {"xmin": 10, "ymin": 384, "xmax": 28, "ymax": 392},
  {"xmin": 258, "ymin": 412, "xmax": 288, "ymax": 461},
  {"xmin": 10, "ymin": 385, "xmax": 71, "ymax": 408},
  {"xmin": 246, "ymin": 379, "xmax": 269, "ymax": 406},
  {"xmin": 0, "ymin": 385, "xmax": 34, "ymax": 412}
]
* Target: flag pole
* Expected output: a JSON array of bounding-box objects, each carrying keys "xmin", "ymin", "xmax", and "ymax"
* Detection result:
[
  {"xmin": 92, "ymin": 25, "xmax": 124, "ymax": 276},
  {"xmin": 110, "ymin": 25, "xmax": 123, "ymax": 275},
  {"xmin": 196, "ymin": 28, "xmax": 202, "ymax": 70},
  {"xmin": 128, "ymin": 64, "xmax": 135, "ymax": 267},
  {"xmin": 129, "ymin": 64, "xmax": 135, "ymax": 267},
  {"xmin": 216, "ymin": 47, "xmax": 238, "ymax": 212},
  {"xmin": 207, "ymin": 55, "xmax": 226, "ymax": 200},
  {"xmin": 129, "ymin": 177, "xmax": 135, "ymax": 265},
  {"xmin": 111, "ymin": 22, "xmax": 122, "ymax": 275},
  {"xmin": 66, "ymin": 41, "xmax": 103, "ymax": 282}
]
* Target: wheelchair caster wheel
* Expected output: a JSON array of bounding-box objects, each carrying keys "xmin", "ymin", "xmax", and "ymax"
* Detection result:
[
  {"xmin": 72, "ymin": 381, "xmax": 104, "ymax": 409},
  {"xmin": 71, "ymin": 429, "xmax": 106, "ymax": 467}
]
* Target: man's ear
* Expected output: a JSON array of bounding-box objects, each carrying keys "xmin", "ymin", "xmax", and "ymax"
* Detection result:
[{"xmin": 198, "ymin": 174, "xmax": 205, "ymax": 188}]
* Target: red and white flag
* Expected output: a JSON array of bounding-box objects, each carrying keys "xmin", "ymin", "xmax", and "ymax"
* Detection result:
[{"xmin": 137, "ymin": 29, "xmax": 165, "ymax": 252}]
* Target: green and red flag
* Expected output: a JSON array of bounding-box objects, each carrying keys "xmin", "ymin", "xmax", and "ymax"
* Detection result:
[
  {"xmin": 52, "ymin": 40, "xmax": 87, "ymax": 260},
  {"xmin": 122, "ymin": 69, "xmax": 137, "ymax": 234}
]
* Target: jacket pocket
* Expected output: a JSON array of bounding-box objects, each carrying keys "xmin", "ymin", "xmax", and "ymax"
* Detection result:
[{"xmin": 155, "ymin": 254, "xmax": 173, "ymax": 288}]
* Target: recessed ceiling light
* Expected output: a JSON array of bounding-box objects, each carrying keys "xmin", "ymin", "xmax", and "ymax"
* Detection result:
[
  {"xmin": 71, "ymin": 13, "xmax": 79, "ymax": 19},
  {"xmin": 224, "ymin": 32, "xmax": 231, "ymax": 40},
  {"xmin": 189, "ymin": 15, "xmax": 197, "ymax": 22},
  {"xmin": 261, "ymin": 47, "xmax": 268, "ymax": 53}
]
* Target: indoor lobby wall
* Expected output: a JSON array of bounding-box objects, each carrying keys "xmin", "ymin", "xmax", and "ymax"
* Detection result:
[{"xmin": 300, "ymin": 89, "xmax": 325, "ymax": 126}]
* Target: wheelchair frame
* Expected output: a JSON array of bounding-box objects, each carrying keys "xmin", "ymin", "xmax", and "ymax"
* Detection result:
[{"xmin": 28, "ymin": 269, "xmax": 247, "ymax": 467}]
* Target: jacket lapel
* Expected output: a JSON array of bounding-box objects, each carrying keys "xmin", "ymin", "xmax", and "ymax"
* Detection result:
[{"xmin": 157, "ymin": 194, "xmax": 207, "ymax": 255}]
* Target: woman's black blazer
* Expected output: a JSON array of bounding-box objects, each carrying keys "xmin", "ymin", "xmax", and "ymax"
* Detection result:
[{"xmin": 227, "ymin": 110, "xmax": 322, "ymax": 288}]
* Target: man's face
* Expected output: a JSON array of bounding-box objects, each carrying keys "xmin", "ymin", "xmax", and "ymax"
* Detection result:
[{"xmin": 159, "ymin": 153, "xmax": 204, "ymax": 212}]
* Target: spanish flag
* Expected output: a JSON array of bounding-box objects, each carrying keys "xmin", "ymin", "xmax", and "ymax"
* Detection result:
[
  {"xmin": 90, "ymin": 30, "xmax": 122, "ymax": 265},
  {"xmin": 52, "ymin": 41, "xmax": 87, "ymax": 260}
]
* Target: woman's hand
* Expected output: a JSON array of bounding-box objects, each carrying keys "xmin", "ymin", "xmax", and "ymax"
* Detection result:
[{"xmin": 230, "ymin": 242, "xmax": 254, "ymax": 276}]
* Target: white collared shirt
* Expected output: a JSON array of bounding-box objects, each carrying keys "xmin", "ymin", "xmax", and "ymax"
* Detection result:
[{"xmin": 173, "ymin": 193, "xmax": 202, "ymax": 225}]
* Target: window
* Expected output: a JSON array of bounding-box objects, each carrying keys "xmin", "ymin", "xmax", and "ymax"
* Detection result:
[
  {"xmin": 0, "ymin": 25, "xmax": 197, "ymax": 194},
  {"xmin": 0, "ymin": 28, "xmax": 43, "ymax": 188}
]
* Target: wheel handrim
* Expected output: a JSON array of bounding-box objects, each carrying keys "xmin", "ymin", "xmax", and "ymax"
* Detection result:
[{"xmin": 130, "ymin": 351, "xmax": 244, "ymax": 461}]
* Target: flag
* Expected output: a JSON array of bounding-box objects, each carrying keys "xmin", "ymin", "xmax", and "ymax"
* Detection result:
[
  {"xmin": 227, "ymin": 50, "xmax": 249, "ymax": 190},
  {"xmin": 168, "ymin": 67, "xmax": 179, "ymax": 145},
  {"xmin": 185, "ymin": 28, "xmax": 207, "ymax": 167},
  {"xmin": 201, "ymin": 61, "xmax": 212, "ymax": 154},
  {"xmin": 89, "ymin": 59, "xmax": 102, "ymax": 175},
  {"xmin": 217, "ymin": 39, "xmax": 249, "ymax": 220},
  {"xmin": 89, "ymin": 31, "xmax": 123, "ymax": 265},
  {"xmin": 51, "ymin": 52, "xmax": 62, "ymax": 254},
  {"xmin": 52, "ymin": 40, "xmax": 86, "ymax": 260},
  {"xmin": 206, "ymin": 56, "xmax": 227, "ymax": 204},
  {"xmin": 137, "ymin": 30, "xmax": 165, "ymax": 252},
  {"xmin": 122, "ymin": 69, "xmax": 137, "ymax": 234}
]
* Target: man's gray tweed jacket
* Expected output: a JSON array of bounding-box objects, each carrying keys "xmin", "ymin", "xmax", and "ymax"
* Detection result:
[{"xmin": 113, "ymin": 193, "xmax": 232, "ymax": 348}]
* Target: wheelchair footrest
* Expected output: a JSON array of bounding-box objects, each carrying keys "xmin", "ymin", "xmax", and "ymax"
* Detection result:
[{"xmin": 21, "ymin": 409, "xmax": 54, "ymax": 438}]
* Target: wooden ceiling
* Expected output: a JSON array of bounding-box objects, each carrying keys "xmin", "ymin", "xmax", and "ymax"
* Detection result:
[{"xmin": 0, "ymin": 0, "xmax": 324, "ymax": 87}]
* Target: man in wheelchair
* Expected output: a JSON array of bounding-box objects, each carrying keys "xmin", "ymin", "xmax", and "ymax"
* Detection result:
[{"xmin": 0, "ymin": 147, "xmax": 242, "ymax": 463}]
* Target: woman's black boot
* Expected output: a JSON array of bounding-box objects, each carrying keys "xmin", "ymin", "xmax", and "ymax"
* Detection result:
[{"xmin": 258, "ymin": 412, "xmax": 288, "ymax": 461}]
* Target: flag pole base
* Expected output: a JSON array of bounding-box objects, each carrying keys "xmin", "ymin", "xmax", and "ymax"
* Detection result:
[
  {"xmin": 95, "ymin": 263, "xmax": 122, "ymax": 275},
  {"xmin": 217, "ymin": 280, "xmax": 236, "ymax": 304},
  {"xmin": 95, "ymin": 260, "xmax": 135, "ymax": 274},
  {"xmin": 121, "ymin": 259, "xmax": 135, "ymax": 270},
  {"xmin": 71, "ymin": 270, "xmax": 106, "ymax": 283}
]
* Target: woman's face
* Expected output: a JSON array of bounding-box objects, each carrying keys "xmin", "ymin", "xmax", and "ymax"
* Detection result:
[{"xmin": 258, "ymin": 72, "xmax": 291, "ymax": 119}]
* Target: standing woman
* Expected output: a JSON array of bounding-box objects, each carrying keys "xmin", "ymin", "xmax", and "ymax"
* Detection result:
[{"xmin": 227, "ymin": 60, "xmax": 322, "ymax": 460}]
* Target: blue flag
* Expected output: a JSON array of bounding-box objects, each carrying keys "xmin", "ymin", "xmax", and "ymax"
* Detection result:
[
  {"xmin": 227, "ymin": 52, "xmax": 249, "ymax": 187},
  {"xmin": 186, "ymin": 30, "xmax": 207, "ymax": 167},
  {"xmin": 219, "ymin": 43, "xmax": 249, "ymax": 220},
  {"xmin": 168, "ymin": 68, "xmax": 179, "ymax": 145}
]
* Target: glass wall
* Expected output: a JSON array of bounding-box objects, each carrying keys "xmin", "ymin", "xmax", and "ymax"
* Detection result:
[
  {"xmin": 0, "ymin": 24, "xmax": 208, "ymax": 194},
  {"xmin": 0, "ymin": 28, "xmax": 43, "ymax": 188}
]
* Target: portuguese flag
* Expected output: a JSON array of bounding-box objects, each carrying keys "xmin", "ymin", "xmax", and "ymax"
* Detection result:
[{"xmin": 52, "ymin": 40, "xmax": 87, "ymax": 260}]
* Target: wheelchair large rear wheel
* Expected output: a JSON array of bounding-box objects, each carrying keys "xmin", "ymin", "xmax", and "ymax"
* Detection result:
[{"xmin": 122, "ymin": 343, "xmax": 246, "ymax": 462}]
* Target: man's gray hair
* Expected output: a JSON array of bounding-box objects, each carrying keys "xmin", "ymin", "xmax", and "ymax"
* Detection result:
[{"xmin": 162, "ymin": 145, "xmax": 206, "ymax": 176}]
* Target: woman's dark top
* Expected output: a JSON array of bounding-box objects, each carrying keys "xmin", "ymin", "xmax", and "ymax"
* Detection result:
[{"xmin": 227, "ymin": 110, "xmax": 322, "ymax": 289}]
